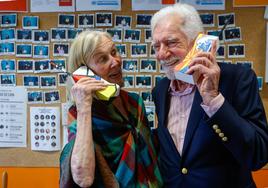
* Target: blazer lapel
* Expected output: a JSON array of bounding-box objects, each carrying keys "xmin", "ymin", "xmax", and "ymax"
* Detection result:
[{"xmin": 158, "ymin": 78, "xmax": 170, "ymax": 128}]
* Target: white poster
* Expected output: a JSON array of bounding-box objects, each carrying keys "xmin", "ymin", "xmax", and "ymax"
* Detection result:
[
  {"xmin": 0, "ymin": 86, "xmax": 27, "ymax": 147},
  {"xmin": 180, "ymin": 0, "xmax": 225, "ymax": 10},
  {"xmin": 76, "ymin": 0, "xmax": 121, "ymax": 11},
  {"xmin": 30, "ymin": 106, "xmax": 61, "ymax": 151},
  {"xmin": 30, "ymin": 0, "xmax": 75, "ymax": 12},
  {"xmin": 132, "ymin": 0, "xmax": 170, "ymax": 11}
]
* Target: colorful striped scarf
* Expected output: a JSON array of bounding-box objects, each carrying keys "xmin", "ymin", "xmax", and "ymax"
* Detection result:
[{"xmin": 60, "ymin": 90, "xmax": 163, "ymax": 188}]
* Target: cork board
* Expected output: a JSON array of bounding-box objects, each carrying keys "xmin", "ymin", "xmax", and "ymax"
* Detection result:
[{"xmin": 0, "ymin": 0, "xmax": 267, "ymax": 168}]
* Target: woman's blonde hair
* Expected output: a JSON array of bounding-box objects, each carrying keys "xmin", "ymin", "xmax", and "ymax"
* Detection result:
[{"xmin": 67, "ymin": 30, "xmax": 111, "ymax": 74}]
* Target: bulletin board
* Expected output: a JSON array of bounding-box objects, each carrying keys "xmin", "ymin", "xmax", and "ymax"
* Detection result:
[{"xmin": 0, "ymin": 0, "xmax": 267, "ymax": 168}]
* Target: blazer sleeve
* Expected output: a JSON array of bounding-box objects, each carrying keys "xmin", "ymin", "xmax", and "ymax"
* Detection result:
[{"xmin": 207, "ymin": 66, "xmax": 268, "ymax": 170}]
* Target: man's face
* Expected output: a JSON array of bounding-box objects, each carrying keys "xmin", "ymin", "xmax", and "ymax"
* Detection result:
[
  {"xmin": 152, "ymin": 15, "xmax": 191, "ymax": 80},
  {"xmin": 87, "ymin": 36, "xmax": 123, "ymax": 87}
]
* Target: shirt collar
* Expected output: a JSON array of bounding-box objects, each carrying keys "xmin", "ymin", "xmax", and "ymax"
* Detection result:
[{"xmin": 169, "ymin": 80, "xmax": 195, "ymax": 97}]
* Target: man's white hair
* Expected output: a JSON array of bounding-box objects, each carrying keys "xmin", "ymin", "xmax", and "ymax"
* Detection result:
[{"xmin": 151, "ymin": 3, "xmax": 204, "ymax": 41}]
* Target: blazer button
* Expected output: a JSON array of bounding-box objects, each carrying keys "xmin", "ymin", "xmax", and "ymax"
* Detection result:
[
  {"xmin": 212, "ymin": 124, "xmax": 218, "ymax": 130},
  {"xmin": 181, "ymin": 168, "xmax": 188, "ymax": 174},
  {"xmin": 222, "ymin": 137, "xmax": 228, "ymax": 142},
  {"xmin": 219, "ymin": 133, "xmax": 224, "ymax": 138},
  {"xmin": 215, "ymin": 128, "xmax": 221, "ymax": 134}
]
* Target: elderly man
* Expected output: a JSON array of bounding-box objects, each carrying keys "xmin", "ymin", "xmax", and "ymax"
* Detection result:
[{"xmin": 151, "ymin": 3, "xmax": 268, "ymax": 188}]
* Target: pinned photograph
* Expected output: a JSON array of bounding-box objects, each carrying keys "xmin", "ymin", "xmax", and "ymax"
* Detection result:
[
  {"xmin": 16, "ymin": 44, "xmax": 32, "ymax": 57},
  {"xmin": 27, "ymin": 91, "xmax": 43, "ymax": 104},
  {"xmin": 154, "ymin": 75, "xmax": 164, "ymax": 87},
  {"xmin": 257, "ymin": 76, "xmax": 263, "ymax": 91},
  {"xmin": 216, "ymin": 45, "xmax": 225, "ymax": 59},
  {"xmin": 40, "ymin": 75, "xmax": 57, "ymax": 89},
  {"xmin": 33, "ymin": 45, "xmax": 49, "ymax": 58},
  {"xmin": 78, "ymin": 14, "xmax": 94, "ymax": 28},
  {"xmin": 58, "ymin": 73, "xmax": 68, "ymax": 86},
  {"xmin": 0, "ymin": 28, "xmax": 15, "ymax": 41},
  {"xmin": 106, "ymin": 28, "xmax": 122, "ymax": 42},
  {"xmin": 58, "ymin": 14, "xmax": 75, "ymax": 28},
  {"xmin": 217, "ymin": 60, "xmax": 232, "ymax": 64},
  {"xmin": 145, "ymin": 29, "xmax": 152, "ymax": 42},
  {"xmin": 136, "ymin": 14, "xmax": 152, "ymax": 28},
  {"xmin": 0, "ymin": 59, "xmax": 16, "ymax": 72},
  {"xmin": 16, "ymin": 29, "xmax": 32, "ymax": 42},
  {"xmin": 200, "ymin": 13, "xmax": 214, "ymax": 27},
  {"xmin": 224, "ymin": 27, "xmax": 241, "ymax": 42},
  {"xmin": 141, "ymin": 90, "xmax": 152, "ymax": 103},
  {"xmin": 44, "ymin": 90, "xmax": 60, "ymax": 103},
  {"xmin": 150, "ymin": 44, "xmax": 156, "ymax": 57},
  {"xmin": 17, "ymin": 60, "xmax": 34, "ymax": 73},
  {"xmin": 236, "ymin": 61, "xmax": 253, "ymax": 69},
  {"xmin": 0, "ymin": 14, "xmax": 17, "ymax": 27},
  {"xmin": 95, "ymin": 13, "xmax": 112, "ymax": 27},
  {"xmin": 22, "ymin": 16, "xmax": 39, "ymax": 29},
  {"xmin": 228, "ymin": 44, "xmax": 245, "ymax": 58},
  {"xmin": 145, "ymin": 105, "xmax": 155, "ymax": 129},
  {"xmin": 53, "ymin": 43, "xmax": 69, "ymax": 57},
  {"xmin": 50, "ymin": 59, "xmax": 66, "ymax": 72},
  {"xmin": 124, "ymin": 29, "xmax": 141, "ymax": 43},
  {"xmin": 159, "ymin": 64, "xmax": 165, "ymax": 73},
  {"xmin": 135, "ymin": 75, "xmax": 152, "ymax": 88},
  {"xmin": 115, "ymin": 44, "xmax": 126, "ymax": 57},
  {"xmin": 123, "ymin": 75, "xmax": 134, "ymax": 88},
  {"xmin": 218, "ymin": 13, "xmax": 235, "ymax": 28},
  {"xmin": 23, "ymin": 75, "xmax": 39, "ymax": 88},
  {"xmin": 140, "ymin": 59, "xmax": 157, "ymax": 72},
  {"xmin": 67, "ymin": 28, "xmax": 82, "ymax": 41},
  {"xmin": 51, "ymin": 28, "xmax": 67, "ymax": 42},
  {"xmin": 207, "ymin": 29, "xmax": 224, "ymax": 42},
  {"xmin": 122, "ymin": 59, "xmax": 138, "ymax": 72},
  {"xmin": 33, "ymin": 30, "xmax": 50, "ymax": 43},
  {"xmin": 115, "ymin": 15, "xmax": 131, "ymax": 28},
  {"xmin": 131, "ymin": 44, "xmax": 147, "ymax": 57},
  {"xmin": 0, "ymin": 74, "xmax": 16, "ymax": 86},
  {"xmin": 34, "ymin": 59, "xmax": 50, "ymax": 73}
]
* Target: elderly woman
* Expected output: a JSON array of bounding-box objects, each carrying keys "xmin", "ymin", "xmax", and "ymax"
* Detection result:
[{"xmin": 60, "ymin": 31, "xmax": 163, "ymax": 188}]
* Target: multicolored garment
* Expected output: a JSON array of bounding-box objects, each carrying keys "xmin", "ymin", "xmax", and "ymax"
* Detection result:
[{"xmin": 60, "ymin": 90, "xmax": 163, "ymax": 188}]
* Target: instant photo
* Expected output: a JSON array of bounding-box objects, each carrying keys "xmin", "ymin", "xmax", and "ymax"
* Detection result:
[
  {"xmin": 218, "ymin": 13, "xmax": 235, "ymax": 28},
  {"xmin": 150, "ymin": 45, "xmax": 156, "ymax": 57},
  {"xmin": 0, "ymin": 59, "xmax": 15, "ymax": 72},
  {"xmin": 67, "ymin": 28, "xmax": 82, "ymax": 41},
  {"xmin": 140, "ymin": 59, "xmax": 157, "ymax": 72},
  {"xmin": 16, "ymin": 29, "xmax": 32, "ymax": 42},
  {"xmin": 224, "ymin": 27, "xmax": 241, "ymax": 42},
  {"xmin": 216, "ymin": 45, "xmax": 225, "ymax": 59},
  {"xmin": 33, "ymin": 45, "xmax": 49, "ymax": 58},
  {"xmin": 257, "ymin": 77, "xmax": 263, "ymax": 91},
  {"xmin": 1, "ymin": 14, "xmax": 17, "ymax": 27},
  {"xmin": 124, "ymin": 29, "xmax": 141, "ymax": 43},
  {"xmin": 106, "ymin": 28, "xmax": 122, "ymax": 42},
  {"xmin": 23, "ymin": 75, "xmax": 39, "ymax": 88},
  {"xmin": 17, "ymin": 60, "xmax": 34, "ymax": 73},
  {"xmin": 44, "ymin": 90, "xmax": 60, "ymax": 103},
  {"xmin": 95, "ymin": 13, "xmax": 112, "ymax": 27},
  {"xmin": 141, "ymin": 90, "xmax": 152, "ymax": 103},
  {"xmin": 33, "ymin": 30, "xmax": 50, "ymax": 43},
  {"xmin": 145, "ymin": 105, "xmax": 155, "ymax": 129},
  {"xmin": 115, "ymin": 44, "xmax": 126, "ymax": 57},
  {"xmin": 51, "ymin": 28, "xmax": 67, "ymax": 42},
  {"xmin": 50, "ymin": 59, "xmax": 66, "ymax": 72},
  {"xmin": 53, "ymin": 43, "xmax": 69, "ymax": 57},
  {"xmin": 115, "ymin": 15, "xmax": 131, "ymax": 28},
  {"xmin": 228, "ymin": 44, "xmax": 245, "ymax": 58},
  {"xmin": 135, "ymin": 75, "xmax": 152, "ymax": 88},
  {"xmin": 78, "ymin": 14, "xmax": 94, "ymax": 28},
  {"xmin": 16, "ymin": 44, "xmax": 32, "ymax": 57},
  {"xmin": 22, "ymin": 16, "xmax": 39, "ymax": 29},
  {"xmin": 0, "ymin": 28, "xmax": 15, "ymax": 42},
  {"xmin": 58, "ymin": 14, "xmax": 75, "ymax": 28},
  {"xmin": 207, "ymin": 29, "xmax": 224, "ymax": 42},
  {"xmin": 34, "ymin": 60, "xmax": 50, "ymax": 73},
  {"xmin": 122, "ymin": 59, "xmax": 138, "ymax": 72},
  {"xmin": 136, "ymin": 14, "xmax": 152, "ymax": 28},
  {"xmin": 200, "ymin": 13, "xmax": 214, "ymax": 27},
  {"xmin": 40, "ymin": 76, "xmax": 57, "ymax": 89},
  {"xmin": 145, "ymin": 29, "xmax": 152, "ymax": 42},
  {"xmin": 58, "ymin": 73, "xmax": 68, "ymax": 86},
  {"xmin": 27, "ymin": 91, "xmax": 43, "ymax": 104},
  {"xmin": 131, "ymin": 44, "xmax": 147, "ymax": 57},
  {"xmin": 123, "ymin": 75, "xmax": 134, "ymax": 88},
  {"xmin": 154, "ymin": 75, "xmax": 164, "ymax": 87},
  {"xmin": 0, "ymin": 74, "xmax": 16, "ymax": 86}
]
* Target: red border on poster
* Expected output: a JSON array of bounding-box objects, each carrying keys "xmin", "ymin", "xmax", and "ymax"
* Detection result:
[
  {"xmin": 59, "ymin": 0, "xmax": 72, "ymax": 6},
  {"xmin": 162, "ymin": 0, "xmax": 175, "ymax": 4},
  {"xmin": 0, "ymin": 0, "xmax": 27, "ymax": 12}
]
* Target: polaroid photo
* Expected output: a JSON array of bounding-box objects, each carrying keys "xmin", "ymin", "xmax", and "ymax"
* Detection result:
[
  {"xmin": 145, "ymin": 29, "xmax": 152, "ymax": 43},
  {"xmin": 50, "ymin": 59, "xmax": 66, "ymax": 72},
  {"xmin": 141, "ymin": 90, "xmax": 153, "ymax": 104},
  {"xmin": 131, "ymin": 44, "xmax": 147, "ymax": 57},
  {"xmin": 136, "ymin": 14, "xmax": 152, "ymax": 28},
  {"xmin": 154, "ymin": 75, "xmax": 164, "ymax": 87},
  {"xmin": 217, "ymin": 60, "xmax": 232, "ymax": 64},
  {"xmin": 23, "ymin": 75, "xmax": 39, "ymax": 88},
  {"xmin": 236, "ymin": 61, "xmax": 253, "ymax": 69},
  {"xmin": 224, "ymin": 27, "xmax": 241, "ymax": 42},
  {"xmin": 58, "ymin": 14, "xmax": 75, "ymax": 28},
  {"xmin": 33, "ymin": 30, "xmax": 50, "ymax": 43},
  {"xmin": 207, "ymin": 29, "xmax": 224, "ymax": 42},
  {"xmin": 228, "ymin": 44, "xmax": 245, "ymax": 58},
  {"xmin": 44, "ymin": 90, "xmax": 60, "ymax": 103},
  {"xmin": 124, "ymin": 29, "xmax": 141, "ymax": 43},
  {"xmin": 17, "ymin": 60, "xmax": 34, "ymax": 73},
  {"xmin": 0, "ymin": 59, "xmax": 16, "ymax": 72},
  {"xmin": 51, "ymin": 28, "xmax": 67, "ymax": 42},
  {"xmin": 200, "ymin": 13, "xmax": 215, "ymax": 27},
  {"xmin": 67, "ymin": 28, "xmax": 83, "ymax": 41},
  {"xmin": 122, "ymin": 59, "xmax": 138, "ymax": 72},
  {"xmin": 27, "ymin": 91, "xmax": 43, "ymax": 104},
  {"xmin": 53, "ymin": 43, "xmax": 69, "ymax": 57},
  {"xmin": 106, "ymin": 28, "xmax": 122, "ymax": 42},
  {"xmin": 257, "ymin": 76, "xmax": 263, "ymax": 91},
  {"xmin": 159, "ymin": 64, "xmax": 165, "ymax": 73},
  {"xmin": 0, "ymin": 74, "xmax": 16, "ymax": 86},
  {"xmin": 150, "ymin": 44, "xmax": 156, "ymax": 57},
  {"xmin": 123, "ymin": 75, "xmax": 134, "ymax": 88},
  {"xmin": 34, "ymin": 59, "xmax": 50, "ymax": 73},
  {"xmin": 40, "ymin": 75, "xmax": 57, "ymax": 89},
  {"xmin": 16, "ymin": 44, "xmax": 32, "ymax": 57},
  {"xmin": 16, "ymin": 29, "xmax": 32, "ymax": 42},
  {"xmin": 1, "ymin": 28, "xmax": 15, "ymax": 42},
  {"xmin": 115, "ymin": 44, "xmax": 127, "ymax": 57},
  {"xmin": 78, "ymin": 14, "xmax": 94, "ymax": 28},
  {"xmin": 58, "ymin": 73, "xmax": 68, "ymax": 86},
  {"xmin": 22, "ymin": 16, "xmax": 39, "ymax": 29},
  {"xmin": 96, "ymin": 12, "xmax": 113, "ymax": 27},
  {"xmin": 218, "ymin": 13, "xmax": 235, "ymax": 28},
  {"xmin": 140, "ymin": 59, "xmax": 157, "ymax": 73},
  {"xmin": 216, "ymin": 45, "xmax": 225, "ymax": 59},
  {"xmin": 135, "ymin": 75, "xmax": 152, "ymax": 88},
  {"xmin": 33, "ymin": 45, "xmax": 49, "ymax": 58},
  {"xmin": 115, "ymin": 15, "xmax": 131, "ymax": 28},
  {"xmin": 0, "ymin": 14, "xmax": 17, "ymax": 27},
  {"xmin": 145, "ymin": 105, "xmax": 155, "ymax": 129}
]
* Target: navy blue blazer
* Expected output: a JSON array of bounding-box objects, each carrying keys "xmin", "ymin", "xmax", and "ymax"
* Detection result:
[{"xmin": 152, "ymin": 63, "xmax": 268, "ymax": 188}]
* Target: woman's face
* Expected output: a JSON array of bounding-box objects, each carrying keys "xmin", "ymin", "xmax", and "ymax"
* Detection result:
[{"xmin": 87, "ymin": 36, "xmax": 123, "ymax": 86}]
